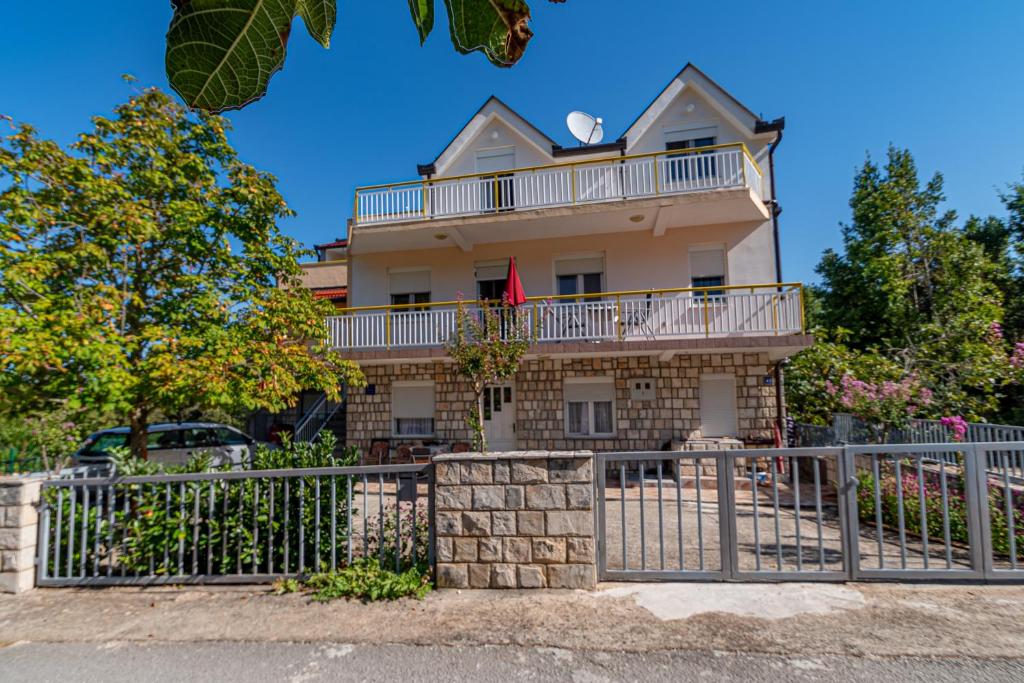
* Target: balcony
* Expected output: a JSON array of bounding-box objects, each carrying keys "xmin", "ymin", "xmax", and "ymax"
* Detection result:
[
  {"xmin": 353, "ymin": 143, "xmax": 764, "ymax": 227},
  {"xmin": 326, "ymin": 283, "xmax": 804, "ymax": 353}
]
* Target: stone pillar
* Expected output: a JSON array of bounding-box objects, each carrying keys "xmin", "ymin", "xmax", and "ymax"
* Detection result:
[
  {"xmin": 433, "ymin": 451, "xmax": 596, "ymax": 590},
  {"xmin": 0, "ymin": 477, "xmax": 42, "ymax": 593}
]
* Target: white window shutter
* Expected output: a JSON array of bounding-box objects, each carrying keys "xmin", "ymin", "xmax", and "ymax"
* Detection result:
[
  {"xmin": 689, "ymin": 248, "xmax": 725, "ymax": 279},
  {"xmin": 389, "ymin": 270, "xmax": 430, "ymax": 295},
  {"xmin": 555, "ymin": 257, "xmax": 604, "ymax": 276},
  {"xmin": 392, "ymin": 383, "xmax": 435, "ymax": 419}
]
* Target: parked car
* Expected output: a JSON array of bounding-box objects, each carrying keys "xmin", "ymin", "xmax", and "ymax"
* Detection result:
[{"xmin": 71, "ymin": 422, "xmax": 265, "ymax": 475}]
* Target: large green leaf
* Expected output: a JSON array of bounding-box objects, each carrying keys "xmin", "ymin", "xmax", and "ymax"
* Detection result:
[
  {"xmin": 407, "ymin": 0, "xmax": 435, "ymax": 45},
  {"xmin": 444, "ymin": 0, "xmax": 533, "ymax": 67},
  {"xmin": 166, "ymin": 0, "xmax": 301, "ymax": 113},
  {"xmin": 297, "ymin": 0, "xmax": 337, "ymax": 48}
]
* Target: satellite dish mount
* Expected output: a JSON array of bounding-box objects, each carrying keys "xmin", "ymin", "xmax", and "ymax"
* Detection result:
[{"xmin": 567, "ymin": 111, "xmax": 604, "ymax": 146}]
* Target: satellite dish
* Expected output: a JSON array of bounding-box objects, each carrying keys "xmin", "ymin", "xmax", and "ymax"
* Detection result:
[{"xmin": 567, "ymin": 111, "xmax": 604, "ymax": 145}]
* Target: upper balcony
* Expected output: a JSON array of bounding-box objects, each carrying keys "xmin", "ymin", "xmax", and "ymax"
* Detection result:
[
  {"xmin": 326, "ymin": 283, "xmax": 806, "ymax": 359},
  {"xmin": 351, "ymin": 143, "xmax": 767, "ymax": 235}
]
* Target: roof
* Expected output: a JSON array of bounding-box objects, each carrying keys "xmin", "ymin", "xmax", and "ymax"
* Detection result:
[
  {"xmin": 90, "ymin": 422, "xmax": 239, "ymax": 435},
  {"xmin": 314, "ymin": 239, "xmax": 348, "ymax": 250},
  {"xmin": 621, "ymin": 63, "xmax": 766, "ymax": 145},
  {"xmin": 421, "ymin": 95, "xmax": 559, "ymax": 175},
  {"xmin": 311, "ymin": 286, "xmax": 348, "ymax": 301}
]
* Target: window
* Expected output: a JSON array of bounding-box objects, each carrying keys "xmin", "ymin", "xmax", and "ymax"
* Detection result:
[
  {"xmin": 182, "ymin": 428, "xmax": 217, "ymax": 449},
  {"xmin": 476, "ymin": 148, "xmax": 516, "ymax": 211},
  {"xmin": 475, "ymin": 261, "xmax": 507, "ymax": 302},
  {"xmin": 564, "ymin": 378, "xmax": 615, "ymax": 437},
  {"xmin": 392, "ymin": 382, "xmax": 435, "ymax": 437},
  {"xmin": 665, "ymin": 128, "xmax": 717, "ymax": 182},
  {"xmin": 214, "ymin": 427, "xmax": 251, "ymax": 446},
  {"xmin": 690, "ymin": 247, "xmax": 726, "ymax": 298},
  {"xmin": 554, "ymin": 256, "xmax": 604, "ymax": 300},
  {"xmin": 389, "ymin": 269, "xmax": 430, "ymax": 310}
]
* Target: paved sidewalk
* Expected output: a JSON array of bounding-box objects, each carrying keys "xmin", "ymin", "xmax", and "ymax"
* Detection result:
[
  {"xmin": 2, "ymin": 582, "xmax": 1024, "ymax": 660},
  {"xmin": 4, "ymin": 641, "xmax": 1024, "ymax": 683}
]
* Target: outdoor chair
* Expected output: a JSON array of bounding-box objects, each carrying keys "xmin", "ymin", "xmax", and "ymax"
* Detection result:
[{"xmin": 618, "ymin": 293, "xmax": 655, "ymax": 340}]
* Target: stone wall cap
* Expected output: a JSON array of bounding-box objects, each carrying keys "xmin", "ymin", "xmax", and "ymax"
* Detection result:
[{"xmin": 433, "ymin": 450, "xmax": 594, "ymax": 463}]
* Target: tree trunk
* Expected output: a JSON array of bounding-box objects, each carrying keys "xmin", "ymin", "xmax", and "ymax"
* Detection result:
[
  {"xmin": 129, "ymin": 408, "xmax": 150, "ymax": 460},
  {"xmin": 473, "ymin": 385, "xmax": 487, "ymax": 453}
]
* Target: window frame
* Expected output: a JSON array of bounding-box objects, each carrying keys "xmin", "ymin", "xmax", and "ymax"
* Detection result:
[
  {"xmin": 689, "ymin": 245, "xmax": 727, "ymax": 299},
  {"xmin": 391, "ymin": 381, "xmax": 436, "ymax": 439},
  {"xmin": 563, "ymin": 377, "xmax": 616, "ymax": 438}
]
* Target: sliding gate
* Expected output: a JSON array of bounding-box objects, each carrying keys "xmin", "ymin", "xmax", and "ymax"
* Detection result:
[{"xmin": 597, "ymin": 444, "xmax": 1024, "ymax": 582}]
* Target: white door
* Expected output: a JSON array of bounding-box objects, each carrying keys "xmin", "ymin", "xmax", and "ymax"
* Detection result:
[
  {"xmin": 699, "ymin": 375, "xmax": 738, "ymax": 437},
  {"xmin": 483, "ymin": 382, "xmax": 516, "ymax": 451}
]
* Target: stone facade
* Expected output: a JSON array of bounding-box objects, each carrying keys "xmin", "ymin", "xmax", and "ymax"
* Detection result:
[
  {"xmin": 346, "ymin": 353, "xmax": 777, "ymax": 453},
  {"xmin": 0, "ymin": 478, "xmax": 41, "ymax": 593},
  {"xmin": 433, "ymin": 452, "xmax": 596, "ymax": 590}
]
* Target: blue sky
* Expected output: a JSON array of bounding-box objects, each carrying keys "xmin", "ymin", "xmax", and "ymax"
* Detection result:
[{"xmin": 3, "ymin": 1, "xmax": 1022, "ymax": 284}]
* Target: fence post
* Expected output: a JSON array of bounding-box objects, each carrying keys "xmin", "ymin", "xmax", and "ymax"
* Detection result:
[
  {"xmin": 966, "ymin": 443, "xmax": 994, "ymax": 577},
  {"xmin": 716, "ymin": 451, "xmax": 737, "ymax": 579},
  {"xmin": 837, "ymin": 447, "xmax": 860, "ymax": 581}
]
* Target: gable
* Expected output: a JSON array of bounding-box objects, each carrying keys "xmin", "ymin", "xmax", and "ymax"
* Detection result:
[
  {"xmin": 622, "ymin": 64, "xmax": 765, "ymax": 153},
  {"xmin": 427, "ymin": 97, "xmax": 556, "ymax": 177}
]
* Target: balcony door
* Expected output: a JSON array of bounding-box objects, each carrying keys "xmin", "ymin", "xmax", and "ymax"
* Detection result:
[{"xmin": 476, "ymin": 148, "xmax": 516, "ymax": 212}]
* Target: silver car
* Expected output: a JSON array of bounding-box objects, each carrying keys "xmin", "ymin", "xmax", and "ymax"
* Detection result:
[{"xmin": 72, "ymin": 422, "xmax": 261, "ymax": 474}]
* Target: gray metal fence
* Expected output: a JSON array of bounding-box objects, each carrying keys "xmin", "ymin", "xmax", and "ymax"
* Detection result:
[
  {"xmin": 597, "ymin": 443, "xmax": 1024, "ymax": 583},
  {"xmin": 797, "ymin": 413, "xmax": 1024, "ymax": 449},
  {"xmin": 36, "ymin": 463, "xmax": 434, "ymax": 586}
]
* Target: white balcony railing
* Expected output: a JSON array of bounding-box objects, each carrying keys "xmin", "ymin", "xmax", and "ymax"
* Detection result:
[
  {"xmin": 353, "ymin": 143, "xmax": 763, "ymax": 225},
  {"xmin": 327, "ymin": 284, "xmax": 803, "ymax": 352}
]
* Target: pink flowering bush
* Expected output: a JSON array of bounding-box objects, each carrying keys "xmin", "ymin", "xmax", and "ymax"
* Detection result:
[
  {"xmin": 940, "ymin": 415, "xmax": 969, "ymax": 442},
  {"xmin": 825, "ymin": 373, "xmax": 933, "ymax": 442},
  {"xmin": 1011, "ymin": 342, "xmax": 1024, "ymax": 370}
]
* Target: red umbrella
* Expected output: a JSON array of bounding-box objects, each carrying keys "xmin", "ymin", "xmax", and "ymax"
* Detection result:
[{"xmin": 503, "ymin": 256, "xmax": 527, "ymax": 306}]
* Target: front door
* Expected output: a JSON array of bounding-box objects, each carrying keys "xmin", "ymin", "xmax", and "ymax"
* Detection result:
[{"xmin": 482, "ymin": 382, "xmax": 516, "ymax": 451}]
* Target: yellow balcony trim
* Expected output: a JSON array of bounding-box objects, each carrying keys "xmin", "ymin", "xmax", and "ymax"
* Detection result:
[
  {"xmin": 333, "ymin": 282, "xmax": 805, "ymax": 332},
  {"xmin": 353, "ymin": 142, "xmax": 762, "ymax": 194}
]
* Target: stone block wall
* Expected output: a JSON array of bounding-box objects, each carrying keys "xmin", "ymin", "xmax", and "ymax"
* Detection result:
[
  {"xmin": 0, "ymin": 478, "xmax": 41, "ymax": 593},
  {"xmin": 346, "ymin": 352, "xmax": 777, "ymax": 453},
  {"xmin": 433, "ymin": 452, "xmax": 596, "ymax": 590}
]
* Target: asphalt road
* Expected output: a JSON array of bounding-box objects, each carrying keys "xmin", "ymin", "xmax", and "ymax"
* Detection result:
[{"xmin": 2, "ymin": 641, "xmax": 1023, "ymax": 683}]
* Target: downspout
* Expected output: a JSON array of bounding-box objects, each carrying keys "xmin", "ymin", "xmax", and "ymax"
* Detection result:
[{"xmin": 756, "ymin": 117, "xmax": 787, "ymax": 443}]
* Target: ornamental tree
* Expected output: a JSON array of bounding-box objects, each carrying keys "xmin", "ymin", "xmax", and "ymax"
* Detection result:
[
  {"xmin": 799, "ymin": 147, "xmax": 1011, "ymax": 419},
  {"xmin": 0, "ymin": 83, "xmax": 364, "ymax": 457},
  {"xmin": 166, "ymin": 0, "xmax": 567, "ymax": 112},
  {"xmin": 446, "ymin": 299, "xmax": 530, "ymax": 452},
  {"xmin": 824, "ymin": 373, "xmax": 933, "ymax": 442}
]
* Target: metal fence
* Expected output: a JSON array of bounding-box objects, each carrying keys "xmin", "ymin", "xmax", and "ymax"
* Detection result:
[
  {"xmin": 597, "ymin": 443, "xmax": 1024, "ymax": 583},
  {"xmin": 36, "ymin": 463, "xmax": 434, "ymax": 586},
  {"xmin": 795, "ymin": 413, "xmax": 1024, "ymax": 448}
]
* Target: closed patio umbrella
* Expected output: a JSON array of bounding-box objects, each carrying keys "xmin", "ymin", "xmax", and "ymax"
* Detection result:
[{"xmin": 503, "ymin": 256, "xmax": 527, "ymax": 307}]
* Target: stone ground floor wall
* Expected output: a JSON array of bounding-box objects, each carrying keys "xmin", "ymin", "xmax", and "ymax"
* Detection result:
[{"xmin": 346, "ymin": 353, "xmax": 778, "ymax": 454}]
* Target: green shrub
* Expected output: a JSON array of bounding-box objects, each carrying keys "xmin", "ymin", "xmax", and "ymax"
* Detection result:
[
  {"xmin": 305, "ymin": 559, "xmax": 432, "ymax": 602},
  {"xmin": 44, "ymin": 433, "xmax": 367, "ymax": 577}
]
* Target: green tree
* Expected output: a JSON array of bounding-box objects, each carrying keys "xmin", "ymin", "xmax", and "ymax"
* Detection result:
[
  {"xmin": 0, "ymin": 82, "xmax": 364, "ymax": 457},
  {"xmin": 791, "ymin": 147, "xmax": 1010, "ymax": 421},
  {"xmin": 446, "ymin": 301, "xmax": 529, "ymax": 451},
  {"xmin": 166, "ymin": 0, "xmax": 565, "ymax": 112}
]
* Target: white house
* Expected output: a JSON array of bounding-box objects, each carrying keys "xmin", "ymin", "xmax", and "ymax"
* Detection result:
[{"xmin": 329, "ymin": 64, "xmax": 811, "ymax": 454}]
